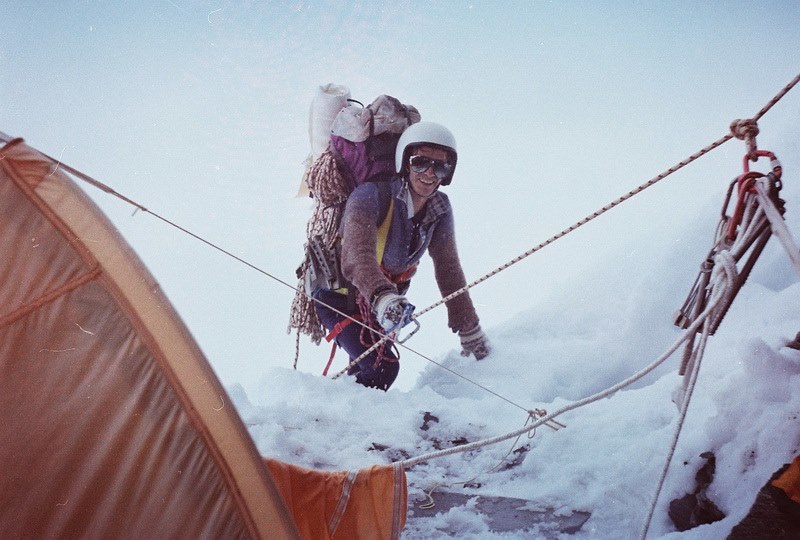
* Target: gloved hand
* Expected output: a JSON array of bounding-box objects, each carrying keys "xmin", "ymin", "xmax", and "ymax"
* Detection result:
[
  {"xmin": 459, "ymin": 324, "xmax": 490, "ymax": 360},
  {"xmin": 373, "ymin": 290, "xmax": 415, "ymax": 333}
]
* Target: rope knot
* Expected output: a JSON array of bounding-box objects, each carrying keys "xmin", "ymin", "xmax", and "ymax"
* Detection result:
[
  {"xmin": 710, "ymin": 249, "xmax": 739, "ymax": 306},
  {"xmin": 528, "ymin": 408, "xmax": 547, "ymax": 420},
  {"xmin": 730, "ymin": 118, "xmax": 759, "ymax": 140},
  {"xmin": 730, "ymin": 119, "xmax": 760, "ymax": 158}
]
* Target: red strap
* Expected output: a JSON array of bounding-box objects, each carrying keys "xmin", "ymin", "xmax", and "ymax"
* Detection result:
[
  {"xmin": 322, "ymin": 342, "xmax": 337, "ymax": 376},
  {"xmin": 326, "ymin": 318, "xmax": 355, "ymax": 342},
  {"xmin": 381, "ymin": 263, "xmax": 417, "ymax": 287},
  {"xmin": 322, "ymin": 316, "xmax": 358, "ymax": 376}
]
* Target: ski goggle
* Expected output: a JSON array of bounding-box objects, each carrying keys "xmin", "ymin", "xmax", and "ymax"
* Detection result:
[{"xmin": 408, "ymin": 155, "xmax": 454, "ymax": 180}]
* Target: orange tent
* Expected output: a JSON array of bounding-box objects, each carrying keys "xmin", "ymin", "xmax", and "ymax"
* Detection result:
[{"xmin": 0, "ymin": 137, "xmax": 406, "ymax": 539}]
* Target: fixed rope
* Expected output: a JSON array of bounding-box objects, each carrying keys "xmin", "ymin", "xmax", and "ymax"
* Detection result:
[{"xmin": 417, "ymin": 72, "xmax": 797, "ymax": 318}]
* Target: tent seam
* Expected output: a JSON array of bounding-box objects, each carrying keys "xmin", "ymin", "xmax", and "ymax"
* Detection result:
[
  {"xmin": 328, "ymin": 470, "xmax": 357, "ymax": 535},
  {"xmin": 0, "ymin": 268, "xmax": 101, "ymax": 330}
]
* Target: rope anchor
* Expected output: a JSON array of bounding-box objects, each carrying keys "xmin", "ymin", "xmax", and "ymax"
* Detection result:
[{"xmin": 674, "ymin": 147, "xmax": 784, "ymax": 352}]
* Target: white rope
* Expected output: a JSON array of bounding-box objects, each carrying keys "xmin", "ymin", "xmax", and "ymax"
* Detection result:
[
  {"xmin": 640, "ymin": 251, "xmax": 738, "ymax": 539},
  {"xmin": 755, "ymin": 179, "xmax": 800, "ymax": 276}
]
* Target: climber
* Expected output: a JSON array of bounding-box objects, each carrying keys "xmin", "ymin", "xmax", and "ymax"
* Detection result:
[{"xmin": 312, "ymin": 121, "xmax": 490, "ymax": 390}]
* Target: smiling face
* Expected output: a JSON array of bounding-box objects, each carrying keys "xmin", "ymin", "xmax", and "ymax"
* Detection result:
[{"xmin": 407, "ymin": 145, "xmax": 451, "ymax": 205}]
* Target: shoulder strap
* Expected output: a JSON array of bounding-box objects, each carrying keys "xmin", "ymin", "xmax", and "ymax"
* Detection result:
[
  {"xmin": 374, "ymin": 181, "xmax": 394, "ymax": 264},
  {"xmin": 376, "ymin": 197, "xmax": 394, "ymax": 264}
]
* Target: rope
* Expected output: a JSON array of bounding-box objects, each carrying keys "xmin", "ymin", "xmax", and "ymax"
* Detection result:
[
  {"xmin": 413, "ymin": 132, "xmax": 735, "ymax": 319},
  {"xmin": 292, "ymin": 329, "xmax": 301, "ymax": 370},
  {"xmin": 288, "ymin": 149, "xmax": 352, "ymax": 344},
  {"xmin": 413, "ymin": 72, "xmax": 800, "ymax": 319},
  {"xmin": 417, "ymin": 410, "xmax": 540, "ymax": 511},
  {"xmin": 752, "ymin": 73, "xmax": 800, "ymax": 122},
  {"xmin": 756, "ymin": 179, "xmax": 800, "ymax": 275},
  {"xmin": 641, "ymin": 318, "xmax": 714, "ymax": 539},
  {"xmin": 640, "ymin": 251, "xmax": 738, "ymax": 539},
  {"xmin": 399, "ymin": 287, "xmax": 725, "ymax": 469}
]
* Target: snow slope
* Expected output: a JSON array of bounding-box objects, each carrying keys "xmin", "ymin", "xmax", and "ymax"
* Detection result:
[{"xmin": 236, "ymin": 170, "xmax": 800, "ymax": 538}]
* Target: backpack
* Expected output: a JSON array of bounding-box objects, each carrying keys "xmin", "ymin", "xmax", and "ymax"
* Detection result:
[{"xmin": 288, "ymin": 86, "xmax": 420, "ymax": 345}]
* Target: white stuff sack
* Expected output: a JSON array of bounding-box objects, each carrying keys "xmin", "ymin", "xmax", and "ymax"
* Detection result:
[{"xmin": 308, "ymin": 83, "xmax": 351, "ymax": 159}]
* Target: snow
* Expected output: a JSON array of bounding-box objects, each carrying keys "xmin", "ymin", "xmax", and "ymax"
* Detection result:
[
  {"xmin": 3, "ymin": 2, "xmax": 800, "ymax": 538},
  {"xmin": 235, "ymin": 214, "xmax": 800, "ymax": 538}
]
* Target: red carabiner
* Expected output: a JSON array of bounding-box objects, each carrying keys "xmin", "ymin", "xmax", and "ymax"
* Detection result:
[
  {"xmin": 727, "ymin": 150, "xmax": 781, "ymax": 242},
  {"xmin": 742, "ymin": 149, "xmax": 778, "ymax": 175}
]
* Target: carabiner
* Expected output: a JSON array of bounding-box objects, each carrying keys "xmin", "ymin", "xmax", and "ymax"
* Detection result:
[
  {"xmin": 383, "ymin": 302, "xmax": 415, "ymax": 335},
  {"xmin": 396, "ymin": 318, "xmax": 421, "ymax": 344},
  {"xmin": 742, "ymin": 149, "xmax": 778, "ymax": 175},
  {"xmin": 726, "ymin": 149, "xmax": 781, "ymax": 242},
  {"xmin": 384, "ymin": 303, "xmax": 419, "ymax": 343}
]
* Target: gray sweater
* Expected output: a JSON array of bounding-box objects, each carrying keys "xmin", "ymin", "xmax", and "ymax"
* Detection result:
[{"xmin": 340, "ymin": 177, "xmax": 479, "ymax": 333}]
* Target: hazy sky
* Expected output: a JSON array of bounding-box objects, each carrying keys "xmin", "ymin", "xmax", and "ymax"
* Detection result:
[{"xmin": 3, "ymin": 1, "xmax": 799, "ymax": 390}]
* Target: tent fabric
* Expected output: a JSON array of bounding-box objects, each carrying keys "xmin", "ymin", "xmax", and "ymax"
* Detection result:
[
  {"xmin": 729, "ymin": 454, "xmax": 800, "ymax": 539},
  {"xmin": 0, "ymin": 138, "xmax": 299, "ymax": 539},
  {"xmin": 772, "ymin": 454, "xmax": 800, "ymax": 504},
  {"xmin": 264, "ymin": 459, "xmax": 407, "ymax": 540}
]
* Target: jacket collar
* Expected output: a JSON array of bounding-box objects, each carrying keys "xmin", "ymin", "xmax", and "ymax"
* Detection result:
[{"xmin": 395, "ymin": 177, "xmax": 449, "ymax": 224}]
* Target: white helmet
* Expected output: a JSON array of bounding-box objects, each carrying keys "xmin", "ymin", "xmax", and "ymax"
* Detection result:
[{"xmin": 395, "ymin": 121, "xmax": 458, "ymax": 185}]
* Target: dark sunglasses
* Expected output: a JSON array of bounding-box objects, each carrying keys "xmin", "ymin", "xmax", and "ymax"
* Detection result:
[{"xmin": 408, "ymin": 155, "xmax": 454, "ymax": 180}]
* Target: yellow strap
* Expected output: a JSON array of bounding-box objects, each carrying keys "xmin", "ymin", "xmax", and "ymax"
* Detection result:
[
  {"xmin": 375, "ymin": 198, "xmax": 394, "ymax": 265},
  {"xmin": 333, "ymin": 198, "xmax": 394, "ymax": 296}
]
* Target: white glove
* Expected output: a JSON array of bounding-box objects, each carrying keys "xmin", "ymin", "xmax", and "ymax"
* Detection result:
[
  {"xmin": 373, "ymin": 291, "xmax": 415, "ymax": 332},
  {"xmin": 459, "ymin": 324, "xmax": 490, "ymax": 360}
]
